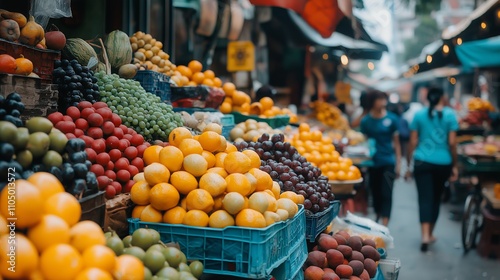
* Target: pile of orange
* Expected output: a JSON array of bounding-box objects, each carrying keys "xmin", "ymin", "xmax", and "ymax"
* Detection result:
[
  {"xmin": 288, "ymin": 124, "xmax": 361, "ymax": 182},
  {"xmin": 310, "ymin": 101, "xmax": 350, "ymax": 131},
  {"xmin": 249, "ymin": 97, "xmax": 298, "ymax": 122},
  {"xmin": 131, "ymin": 127, "xmax": 303, "ymax": 229},
  {"xmin": 171, "ymin": 60, "xmax": 223, "ymax": 87},
  {"xmin": 219, "ymin": 83, "xmax": 252, "ymax": 114},
  {"xmin": 0, "ymin": 172, "xmax": 144, "ymax": 280}
]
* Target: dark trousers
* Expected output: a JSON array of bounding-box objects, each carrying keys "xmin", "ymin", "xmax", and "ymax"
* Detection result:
[
  {"xmin": 414, "ymin": 161, "xmax": 452, "ymax": 223},
  {"xmin": 368, "ymin": 165, "xmax": 395, "ymax": 218}
]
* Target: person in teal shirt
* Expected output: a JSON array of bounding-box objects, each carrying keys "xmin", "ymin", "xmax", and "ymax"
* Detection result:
[
  {"xmin": 360, "ymin": 90, "xmax": 401, "ymax": 227},
  {"xmin": 406, "ymin": 87, "xmax": 459, "ymax": 252}
]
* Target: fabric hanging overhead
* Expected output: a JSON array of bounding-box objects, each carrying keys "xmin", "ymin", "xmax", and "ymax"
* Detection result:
[{"xmin": 455, "ymin": 35, "xmax": 500, "ymax": 69}]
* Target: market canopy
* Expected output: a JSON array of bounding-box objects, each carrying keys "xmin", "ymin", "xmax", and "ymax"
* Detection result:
[{"xmin": 455, "ymin": 35, "xmax": 500, "ymax": 69}]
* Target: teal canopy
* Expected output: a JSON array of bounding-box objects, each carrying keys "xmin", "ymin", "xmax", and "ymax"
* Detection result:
[{"xmin": 455, "ymin": 35, "xmax": 500, "ymax": 70}]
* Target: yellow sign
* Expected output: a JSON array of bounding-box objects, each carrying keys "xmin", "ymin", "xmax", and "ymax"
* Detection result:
[
  {"xmin": 335, "ymin": 81, "xmax": 352, "ymax": 104},
  {"xmin": 227, "ymin": 41, "xmax": 255, "ymax": 72}
]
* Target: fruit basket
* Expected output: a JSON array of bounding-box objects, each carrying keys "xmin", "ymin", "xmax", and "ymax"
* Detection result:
[
  {"xmin": 305, "ymin": 201, "xmax": 341, "ymax": 242},
  {"xmin": 232, "ymin": 112, "xmax": 290, "ymax": 129},
  {"xmin": 270, "ymin": 236, "xmax": 307, "ymax": 280},
  {"xmin": 0, "ymin": 38, "xmax": 61, "ymax": 83},
  {"xmin": 133, "ymin": 70, "xmax": 171, "ymax": 103},
  {"xmin": 79, "ymin": 190, "xmax": 106, "ymax": 228},
  {"xmin": 482, "ymin": 187, "xmax": 500, "ymax": 209},
  {"xmin": 329, "ymin": 178, "xmax": 363, "ymax": 195},
  {"xmin": 129, "ymin": 205, "xmax": 305, "ymax": 279},
  {"xmin": 171, "ymin": 86, "xmax": 225, "ymax": 109}
]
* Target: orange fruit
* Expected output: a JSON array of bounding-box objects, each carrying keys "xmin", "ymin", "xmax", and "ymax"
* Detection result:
[
  {"xmin": 198, "ymin": 131, "xmax": 222, "ymax": 152},
  {"xmin": 264, "ymin": 192, "xmax": 278, "ymax": 212},
  {"xmin": 213, "ymin": 195, "xmax": 224, "ymax": 211},
  {"xmin": 82, "ymin": 245, "xmax": 116, "ymax": 272},
  {"xmin": 271, "ymin": 182, "xmax": 281, "ymax": 199},
  {"xmin": 242, "ymin": 150, "xmax": 261, "ymax": 169},
  {"xmin": 248, "ymin": 192, "xmax": 270, "ymax": 214},
  {"xmin": 113, "ymin": 255, "xmax": 145, "ymax": 280},
  {"xmin": 163, "ymin": 206, "xmax": 186, "ymax": 224},
  {"xmin": 169, "ymin": 127, "xmax": 193, "ymax": 147},
  {"xmin": 245, "ymin": 172, "xmax": 257, "ymax": 194},
  {"xmin": 250, "ymin": 102, "xmax": 263, "ymax": 115},
  {"xmin": 130, "ymin": 180, "xmax": 152, "ymax": 205},
  {"xmin": 76, "ymin": 268, "xmax": 113, "ymax": 280},
  {"xmin": 150, "ymin": 183, "xmax": 180, "ymax": 211},
  {"xmin": 178, "ymin": 138, "xmax": 203, "ymax": 156},
  {"xmin": 176, "ymin": 65, "xmax": 192, "ymax": 79},
  {"xmin": 209, "ymin": 210, "xmax": 235, "ymax": 228},
  {"xmin": 201, "ymin": 150, "xmax": 216, "ymax": 168},
  {"xmin": 280, "ymin": 191, "xmax": 299, "ymax": 204},
  {"xmin": 133, "ymin": 172, "xmax": 145, "ymax": 182},
  {"xmin": 169, "ymin": 171, "xmax": 198, "ymax": 195},
  {"xmin": 188, "ymin": 60, "xmax": 203, "ymax": 73},
  {"xmin": 215, "ymin": 152, "xmax": 227, "ymax": 168},
  {"xmin": 218, "ymin": 136, "xmax": 228, "ymax": 152},
  {"xmin": 264, "ymin": 211, "xmax": 281, "ymax": 226},
  {"xmin": 248, "ymin": 168, "xmax": 273, "ymax": 191},
  {"xmin": 232, "ymin": 91, "xmax": 249, "ymax": 106},
  {"xmin": 43, "ymin": 192, "xmax": 81, "ymax": 227},
  {"xmin": 336, "ymin": 170, "xmax": 347, "ymax": 181},
  {"xmin": 225, "ymin": 173, "xmax": 252, "ymax": 196},
  {"xmin": 203, "ymin": 70, "xmax": 215, "ymax": 80},
  {"xmin": 222, "ymin": 192, "xmax": 245, "ymax": 215},
  {"xmin": 27, "ymin": 214, "xmax": 70, "ymax": 252},
  {"xmin": 204, "ymin": 123, "xmax": 222, "ymax": 134},
  {"xmin": 199, "ymin": 173, "xmax": 227, "ymax": 197},
  {"xmin": 299, "ymin": 123, "xmax": 310, "ymax": 133},
  {"xmin": 277, "ymin": 198, "xmax": 298, "ymax": 218},
  {"xmin": 191, "ymin": 72, "xmax": 205, "ymax": 84},
  {"xmin": 224, "ymin": 143, "xmax": 238, "ymax": 153},
  {"xmin": 182, "ymin": 154, "xmax": 208, "ymax": 177},
  {"xmin": 140, "ymin": 205, "xmax": 163, "ymax": 223},
  {"xmin": 206, "ymin": 167, "xmax": 228, "ymax": 178},
  {"xmin": 40, "ymin": 244, "xmax": 83, "ymax": 280},
  {"xmin": 0, "ymin": 215, "xmax": 6, "ymax": 235},
  {"xmin": 0, "ymin": 179, "xmax": 43, "ymax": 229},
  {"xmin": 213, "ymin": 77, "xmax": 222, "ymax": 87},
  {"xmin": 69, "ymin": 221, "xmax": 106, "ymax": 252},
  {"xmin": 131, "ymin": 205, "xmax": 147, "ymax": 218},
  {"xmin": 224, "ymin": 152, "xmax": 251, "ymax": 174},
  {"xmin": 159, "ymin": 146, "xmax": 184, "ymax": 172},
  {"xmin": 259, "ymin": 97, "xmax": 274, "ymax": 111},
  {"xmin": 235, "ymin": 209, "xmax": 266, "ymax": 228},
  {"xmin": 26, "ymin": 172, "xmax": 64, "ymax": 200},
  {"xmin": 143, "ymin": 145, "xmax": 163, "ymax": 165},
  {"xmin": 0, "ymin": 234, "xmax": 38, "ymax": 278},
  {"xmin": 186, "ymin": 189, "xmax": 214, "ymax": 212},
  {"xmin": 222, "ymin": 82, "xmax": 236, "ymax": 96},
  {"xmin": 311, "ymin": 130, "xmax": 323, "ymax": 141},
  {"xmin": 339, "ymin": 162, "xmax": 350, "ymax": 172},
  {"xmin": 220, "ymin": 102, "xmax": 232, "ymax": 114},
  {"xmin": 202, "ymin": 79, "xmax": 214, "ymax": 87},
  {"xmin": 144, "ymin": 162, "xmax": 170, "ymax": 186},
  {"xmin": 183, "ymin": 210, "xmax": 209, "ymax": 227}
]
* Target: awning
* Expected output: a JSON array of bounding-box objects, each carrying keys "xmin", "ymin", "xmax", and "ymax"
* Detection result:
[
  {"xmin": 456, "ymin": 35, "xmax": 500, "ymax": 69},
  {"xmin": 248, "ymin": 0, "xmax": 306, "ymax": 13}
]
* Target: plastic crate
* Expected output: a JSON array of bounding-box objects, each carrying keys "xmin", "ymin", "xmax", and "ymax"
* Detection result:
[
  {"xmin": 221, "ymin": 114, "xmax": 235, "ymax": 126},
  {"xmin": 173, "ymin": 107, "xmax": 218, "ymax": 113},
  {"xmin": 222, "ymin": 124, "xmax": 235, "ymax": 140},
  {"xmin": 271, "ymin": 237, "xmax": 307, "ymax": 280},
  {"xmin": 232, "ymin": 112, "xmax": 290, "ymax": 129},
  {"xmin": 133, "ymin": 70, "xmax": 171, "ymax": 103},
  {"xmin": 305, "ymin": 201, "xmax": 341, "ymax": 242},
  {"xmin": 129, "ymin": 205, "xmax": 305, "ymax": 279},
  {"xmin": 79, "ymin": 191, "xmax": 106, "ymax": 228},
  {"xmin": 0, "ymin": 38, "xmax": 60, "ymax": 83}
]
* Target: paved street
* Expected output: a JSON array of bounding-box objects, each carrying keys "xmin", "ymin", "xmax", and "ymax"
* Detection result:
[{"xmin": 385, "ymin": 178, "xmax": 500, "ymax": 280}]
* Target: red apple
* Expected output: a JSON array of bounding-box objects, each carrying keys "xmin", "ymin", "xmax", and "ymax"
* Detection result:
[
  {"xmin": 111, "ymin": 181, "xmax": 122, "ymax": 194},
  {"xmin": 116, "ymin": 170, "xmax": 131, "ymax": 184},
  {"xmin": 63, "ymin": 115, "xmax": 73, "ymax": 122},
  {"xmin": 113, "ymin": 128, "xmax": 124, "ymax": 139},
  {"xmin": 114, "ymin": 158, "xmax": 129, "ymax": 171},
  {"xmin": 106, "ymin": 161, "xmax": 114, "ymax": 171},
  {"xmin": 96, "ymin": 152, "xmax": 110, "ymax": 166},
  {"xmin": 77, "ymin": 101, "xmax": 93, "ymax": 111},
  {"xmin": 124, "ymin": 146, "xmax": 138, "ymax": 160},
  {"xmin": 66, "ymin": 106, "xmax": 80, "ymax": 120},
  {"xmin": 81, "ymin": 107, "xmax": 95, "ymax": 119},
  {"xmin": 65, "ymin": 133, "xmax": 76, "ymax": 139},
  {"xmin": 92, "ymin": 140, "xmax": 106, "ymax": 154},
  {"xmin": 80, "ymin": 136, "xmax": 94, "ymax": 148},
  {"xmin": 119, "ymin": 125, "xmax": 128, "ymax": 135},
  {"xmin": 55, "ymin": 121, "xmax": 76, "ymax": 134},
  {"xmin": 74, "ymin": 129, "xmax": 84, "ymax": 138},
  {"xmin": 111, "ymin": 113, "xmax": 122, "ymax": 127},
  {"xmin": 131, "ymin": 134, "xmax": 145, "ymax": 146},
  {"xmin": 127, "ymin": 165, "xmax": 139, "ymax": 177},
  {"xmin": 97, "ymin": 176, "xmax": 111, "ymax": 190},
  {"xmin": 123, "ymin": 134, "xmax": 133, "ymax": 141},
  {"xmin": 84, "ymin": 148, "xmax": 97, "ymax": 163},
  {"xmin": 75, "ymin": 118, "xmax": 89, "ymax": 131},
  {"xmin": 105, "ymin": 185, "xmax": 116, "ymax": 199},
  {"xmin": 102, "ymin": 121, "xmax": 115, "ymax": 136},
  {"xmin": 88, "ymin": 113, "xmax": 104, "ymax": 127},
  {"xmin": 106, "ymin": 136, "xmax": 120, "ymax": 150},
  {"xmin": 47, "ymin": 112, "xmax": 64, "ymax": 125},
  {"xmin": 87, "ymin": 127, "xmax": 103, "ymax": 139},
  {"xmin": 131, "ymin": 157, "xmax": 144, "ymax": 171},
  {"xmin": 105, "ymin": 170, "xmax": 116, "ymax": 181},
  {"xmin": 118, "ymin": 139, "xmax": 129, "ymax": 151},
  {"xmin": 123, "ymin": 180, "xmax": 135, "ymax": 193},
  {"xmin": 137, "ymin": 145, "xmax": 147, "ymax": 157},
  {"xmin": 109, "ymin": 149, "xmax": 122, "ymax": 162},
  {"xmin": 90, "ymin": 164, "xmax": 105, "ymax": 177},
  {"xmin": 96, "ymin": 107, "xmax": 112, "ymax": 121},
  {"xmin": 92, "ymin": 102, "xmax": 108, "ymax": 109}
]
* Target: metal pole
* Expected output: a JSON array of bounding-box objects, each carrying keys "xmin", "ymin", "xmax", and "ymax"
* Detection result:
[{"xmin": 164, "ymin": 0, "xmax": 175, "ymax": 62}]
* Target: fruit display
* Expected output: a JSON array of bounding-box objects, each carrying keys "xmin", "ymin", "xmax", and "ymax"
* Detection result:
[
  {"xmin": 48, "ymin": 101, "xmax": 149, "ymax": 199},
  {"xmin": 171, "ymin": 60, "xmax": 223, "ymax": 87},
  {"xmin": 110, "ymin": 228, "xmax": 204, "ymax": 279},
  {"xmin": 229, "ymin": 119, "xmax": 282, "ymax": 142},
  {"xmin": 310, "ymin": 101, "xmax": 350, "ymax": 131},
  {"xmin": 219, "ymin": 82, "xmax": 251, "ymax": 114},
  {"xmin": 62, "ymin": 38, "xmax": 99, "ymax": 67},
  {"xmin": 0, "ymin": 172, "xmax": 145, "ymax": 280},
  {"xmin": 179, "ymin": 111, "xmax": 226, "ymax": 135},
  {"xmin": 494, "ymin": 183, "xmax": 500, "ymax": 199},
  {"xmin": 53, "ymin": 59, "xmax": 101, "ymax": 111},
  {"xmin": 95, "ymin": 72, "xmax": 183, "ymax": 141},
  {"xmin": 0, "ymin": 11, "xmax": 47, "ymax": 48},
  {"xmin": 234, "ymin": 132, "xmax": 335, "ymax": 214},
  {"xmin": 130, "ymin": 126, "xmax": 301, "ymax": 228},
  {"xmin": 462, "ymin": 136, "xmax": 500, "ymax": 157},
  {"xmin": 289, "ymin": 124, "xmax": 362, "ymax": 181},
  {"xmin": 303, "ymin": 231, "xmax": 381, "ymax": 279},
  {"xmin": 467, "ymin": 97, "xmax": 494, "ymax": 112},
  {"xmin": 0, "ymin": 53, "xmax": 34, "ymax": 76},
  {"xmin": 461, "ymin": 110, "xmax": 491, "ymax": 127},
  {"xmin": 130, "ymin": 31, "xmax": 176, "ymax": 76},
  {"xmin": 105, "ymin": 30, "xmax": 133, "ymax": 71},
  {"xmin": 0, "ymin": 92, "xmax": 25, "ymax": 126}
]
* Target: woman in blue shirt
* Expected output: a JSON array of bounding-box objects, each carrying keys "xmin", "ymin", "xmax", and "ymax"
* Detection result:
[
  {"xmin": 360, "ymin": 90, "xmax": 401, "ymax": 226},
  {"xmin": 406, "ymin": 87, "xmax": 459, "ymax": 252}
]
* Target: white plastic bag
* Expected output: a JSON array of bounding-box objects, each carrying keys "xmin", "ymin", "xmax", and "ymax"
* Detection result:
[
  {"xmin": 30, "ymin": 0, "xmax": 72, "ymax": 28},
  {"xmin": 330, "ymin": 212, "xmax": 395, "ymax": 249}
]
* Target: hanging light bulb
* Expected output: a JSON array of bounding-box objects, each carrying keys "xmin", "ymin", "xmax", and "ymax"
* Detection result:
[
  {"xmin": 367, "ymin": 62, "xmax": 375, "ymax": 70},
  {"xmin": 340, "ymin": 55, "xmax": 349, "ymax": 66},
  {"xmin": 442, "ymin": 44, "xmax": 449, "ymax": 54},
  {"xmin": 450, "ymin": 77, "xmax": 456, "ymax": 85},
  {"xmin": 481, "ymin": 22, "xmax": 487, "ymax": 29},
  {"xmin": 322, "ymin": 53, "xmax": 329, "ymax": 60},
  {"xmin": 457, "ymin": 38, "xmax": 463, "ymax": 45},
  {"xmin": 426, "ymin": 55, "xmax": 433, "ymax": 63}
]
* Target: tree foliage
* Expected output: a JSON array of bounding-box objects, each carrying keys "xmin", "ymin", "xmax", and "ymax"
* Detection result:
[{"xmin": 403, "ymin": 15, "xmax": 440, "ymax": 62}]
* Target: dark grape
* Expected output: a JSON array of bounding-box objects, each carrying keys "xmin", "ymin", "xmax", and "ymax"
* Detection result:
[{"xmin": 304, "ymin": 199, "xmax": 312, "ymax": 210}]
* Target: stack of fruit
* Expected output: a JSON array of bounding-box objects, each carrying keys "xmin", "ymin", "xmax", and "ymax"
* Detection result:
[
  {"xmin": 229, "ymin": 119, "xmax": 282, "ymax": 142},
  {"xmin": 52, "ymin": 59, "xmax": 101, "ymax": 111},
  {"xmin": 467, "ymin": 97, "xmax": 495, "ymax": 112},
  {"xmin": 218, "ymin": 82, "xmax": 251, "ymax": 114},
  {"xmin": 106, "ymin": 228, "xmax": 204, "ymax": 279},
  {"xmin": 0, "ymin": 92, "xmax": 24, "ymax": 126},
  {"xmin": 288, "ymin": 124, "xmax": 362, "ymax": 182},
  {"xmin": 130, "ymin": 31, "xmax": 175, "ymax": 75},
  {"xmin": 310, "ymin": 101, "xmax": 350, "ymax": 131},
  {"xmin": 95, "ymin": 72, "xmax": 183, "ymax": 141},
  {"xmin": 179, "ymin": 111, "xmax": 227, "ymax": 135},
  {"xmin": 0, "ymin": 54, "xmax": 34, "ymax": 76},
  {"xmin": 0, "ymin": 172, "xmax": 145, "ymax": 280},
  {"xmin": 0, "ymin": 10, "xmax": 53, "ymax": 49},
  {"xmin": 47, "ymin": 101, "xmax": 148, "ymax": 199},
  {"xmin": 303, "ymin": 231, "xmax": 381, "ymax": 280},
  {"xmin": 172, "ymin": 60, "xmax": 223, "ymax": 88},
  {"xmin": 234, "ymin": 133, "xmax": 335, "ymax": 214},
  {"xmin": 130, "ymin": 126, "xmax": 301, "ymax": 228}
]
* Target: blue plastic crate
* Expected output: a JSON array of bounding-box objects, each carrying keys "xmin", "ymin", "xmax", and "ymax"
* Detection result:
[
  {"xmin": 222, "ymin": 124, "xmax": 234, "ymax": 140},
  {"xmin": 129, "ymin": 205, "xmax": 305, "ymax": 279},
  {"xmin": 221, "ymin": 114, "xmax": 235, "ymax": 126},
  {"xmin": 133, "ymin": 70, "xmax": 171, "ymax": 103},
  {"xmin": 305, "ymin": 201, "xmax": 341, "ymax": 242},
  {"xmin": 271, "ymin": 237, "xmax": 307, "ymax": 280}
]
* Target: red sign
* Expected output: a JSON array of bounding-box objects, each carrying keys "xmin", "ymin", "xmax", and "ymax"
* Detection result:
[{"xmin": 249, "ymin": 0, "xmax": 307, "ymax": 13}]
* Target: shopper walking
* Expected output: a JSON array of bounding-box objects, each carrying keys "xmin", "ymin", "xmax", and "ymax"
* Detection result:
[
  {"xmin": 405, "ymin": 87, "xmax": 459, "ymax": 252},
  {"xmin": 360, "ymin": 90, "xmax": 401, "ymax": 226}
]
